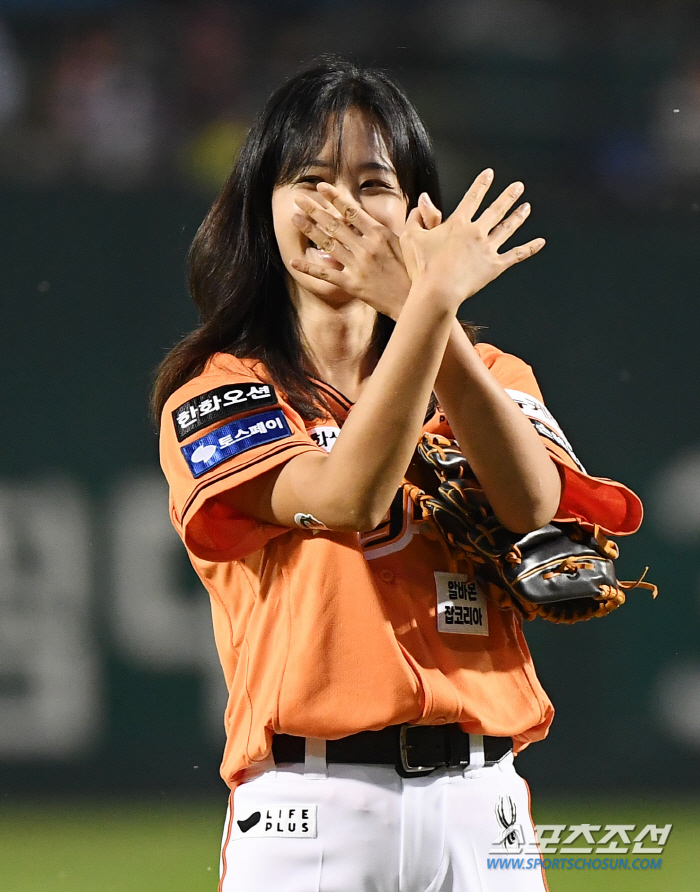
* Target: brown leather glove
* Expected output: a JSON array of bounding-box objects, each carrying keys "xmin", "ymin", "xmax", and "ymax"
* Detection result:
[{"xmin": 412, "ymin": 433, "xmax": 657, "ymax": 624}]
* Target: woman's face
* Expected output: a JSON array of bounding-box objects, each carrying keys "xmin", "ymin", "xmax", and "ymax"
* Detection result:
[{"xmin": 271, "ymin": 108, "xmax": 409, "ymax": 305}]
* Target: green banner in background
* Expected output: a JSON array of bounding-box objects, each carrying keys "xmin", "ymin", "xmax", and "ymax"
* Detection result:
[{"xmin": 1, "ymin": 191, "xmax": 698, "ymax": 795}]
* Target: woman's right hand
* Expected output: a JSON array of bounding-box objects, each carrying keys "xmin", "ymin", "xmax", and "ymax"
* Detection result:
[{"xmin": 400, "ymin": 169, "xmax": 545, "ymax": 311}]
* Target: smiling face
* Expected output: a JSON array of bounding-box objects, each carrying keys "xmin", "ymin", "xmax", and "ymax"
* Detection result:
[{"xmin": 271, "ymin": 107, "xmax": 409, "ymax": 306}]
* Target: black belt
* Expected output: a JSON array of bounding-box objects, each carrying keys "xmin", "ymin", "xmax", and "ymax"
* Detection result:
[{"xmin": 272, "ymin": 724, "xmax": 512, "ymax": 777}]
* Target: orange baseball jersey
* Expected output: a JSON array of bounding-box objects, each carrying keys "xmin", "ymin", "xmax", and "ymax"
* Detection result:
[{"xmin": 159, "ymin": 344, "xmax": 643, "ymax": 789}]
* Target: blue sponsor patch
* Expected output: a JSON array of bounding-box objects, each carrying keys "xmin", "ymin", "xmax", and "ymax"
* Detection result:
[{"xmin": 181, "ymin": 408, "xmax": 292, "ymax": 478}]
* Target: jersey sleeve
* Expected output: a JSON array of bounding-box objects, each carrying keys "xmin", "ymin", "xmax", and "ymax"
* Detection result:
[
  {"xmin": 427, "ymin": 342, "xmax": 642, "ymax": 536},
  {"xmin": 160, "ymin": 356, "xmax": 324, "ymax": 562}
]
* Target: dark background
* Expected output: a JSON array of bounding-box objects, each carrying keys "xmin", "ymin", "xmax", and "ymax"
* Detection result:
[{"xmin": 1, "ymin": 0, "xmax": 699, "ymax": 802}]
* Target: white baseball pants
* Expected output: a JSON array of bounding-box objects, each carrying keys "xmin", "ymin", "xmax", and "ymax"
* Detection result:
[{"xmin": 219, "ymin": 745, "xmax": 548, "ymax": 892}]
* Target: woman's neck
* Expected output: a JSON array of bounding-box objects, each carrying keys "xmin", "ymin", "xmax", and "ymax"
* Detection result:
[{"xmin": 294, "ymin": 292, "xmax": 379, "ymax": 402}]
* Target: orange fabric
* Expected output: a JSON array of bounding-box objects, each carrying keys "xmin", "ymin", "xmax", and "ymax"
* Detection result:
[{"xmin": 159, "ymin": 346, "xmax": 644, "ymax": 790}]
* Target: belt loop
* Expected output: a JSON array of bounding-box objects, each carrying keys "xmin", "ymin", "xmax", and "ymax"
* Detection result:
[
  {"xmin": 304, "ymin": 738, "xmax": 328, "ymax": 778},
  {"xmin": 468, "ymin": 733, "xmax": 485, "ymax": 771}
]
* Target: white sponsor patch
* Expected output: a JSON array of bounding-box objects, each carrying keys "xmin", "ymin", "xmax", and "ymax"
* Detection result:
[
  {"xmin": 308, "ymin": 425, "xmax": 340, "ymax": 452},
  {"xmin": 435, "ymin": 572, "xmax": 489, "ymax": 636},
  {"xmin": 232, "ymin": 804, "xmax": 318, "ymax": 839},
  {"xmin": 505, "ymin": 388, "xmax": 586, "ymax": 473}
]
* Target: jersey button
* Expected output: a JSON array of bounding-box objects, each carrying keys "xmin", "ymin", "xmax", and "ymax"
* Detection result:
[{"xmin": 378, "ymin": 569, "xmax": 394, "ymax": 583}]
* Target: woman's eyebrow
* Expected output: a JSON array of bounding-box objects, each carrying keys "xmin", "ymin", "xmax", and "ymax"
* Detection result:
[
  {"xmin": 305, "ymin": 159, "xmax": 396, "ymax": 174},
  {"xmin": 357, "ymin": 161, "xmax": 396, "ymax": 174}
]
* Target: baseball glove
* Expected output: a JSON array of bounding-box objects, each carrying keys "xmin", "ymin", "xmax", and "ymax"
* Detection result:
[{"xmin": 408, "ymin": 433, "xmax": 656, "ymax": 624}]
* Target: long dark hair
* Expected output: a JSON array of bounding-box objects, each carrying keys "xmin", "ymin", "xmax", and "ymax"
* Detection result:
[{"xmin": 152, "ymin": 57, "xmax": 471, "ymax": 424}]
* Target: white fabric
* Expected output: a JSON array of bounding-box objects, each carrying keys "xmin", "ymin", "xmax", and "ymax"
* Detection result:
[{"xmin": 219, "ymin": 754, "xmax": 548, "ymax": 892}]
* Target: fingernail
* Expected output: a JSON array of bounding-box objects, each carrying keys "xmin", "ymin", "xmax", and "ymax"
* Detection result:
[
  {"xmin": 521, "ymin": 202, "xmax": 530, "ymax": 214},
  {"xmin": 484, "ymin": 168, "xmax": 494, "ymax": 180}
]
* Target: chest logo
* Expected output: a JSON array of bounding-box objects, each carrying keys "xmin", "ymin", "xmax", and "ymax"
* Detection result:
[{"xmin": 308, "ymin": 425, "xmax": 340, "ymax": 453}]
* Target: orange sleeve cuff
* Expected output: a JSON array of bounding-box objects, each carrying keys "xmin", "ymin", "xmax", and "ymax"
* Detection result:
[
  {"xmin": 179, "ymin": 441, "xmax": 321, "ymax": 561},
  {"xmin": 551, "ymin": 455, "xmax": 643, "ymax": 536}
]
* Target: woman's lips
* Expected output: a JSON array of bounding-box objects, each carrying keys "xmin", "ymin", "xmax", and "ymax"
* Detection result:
[{"xmin": 305, "ymin": 244, "xmax": 343, "ymax": 269}]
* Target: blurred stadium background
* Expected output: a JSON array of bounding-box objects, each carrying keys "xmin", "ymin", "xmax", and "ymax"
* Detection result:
[{"xmin": 1, "ymin": 0, "xmax": 700, "ymax": 889}]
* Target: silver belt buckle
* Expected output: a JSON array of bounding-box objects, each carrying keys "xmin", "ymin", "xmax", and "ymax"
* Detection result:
[{"xmin": 399, "ymin": 724, "xmax": 435, "ymax": 774}]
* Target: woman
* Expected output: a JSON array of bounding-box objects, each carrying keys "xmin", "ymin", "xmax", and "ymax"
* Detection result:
[{"xmin": 154, "ymin": 59, "xmax": 642, "ymax": 892}]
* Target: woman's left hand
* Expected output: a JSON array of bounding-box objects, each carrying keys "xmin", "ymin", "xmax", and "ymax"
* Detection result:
[{"xmin": 290, "ymin": 184, "xmax": 441, "ymax": 320}]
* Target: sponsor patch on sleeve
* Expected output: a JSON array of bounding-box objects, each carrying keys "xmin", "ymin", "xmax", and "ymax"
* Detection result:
[
  {"xmin": 181, "ymin": 408, "xmax": 291, "ymax": 478},
  {"xmin": 172, "ymin": 382, "xmax": 278, "ymax": 442},
  {"xmin": 504, "ymin": 388, "xmax": 586, "ymax": 473}
]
